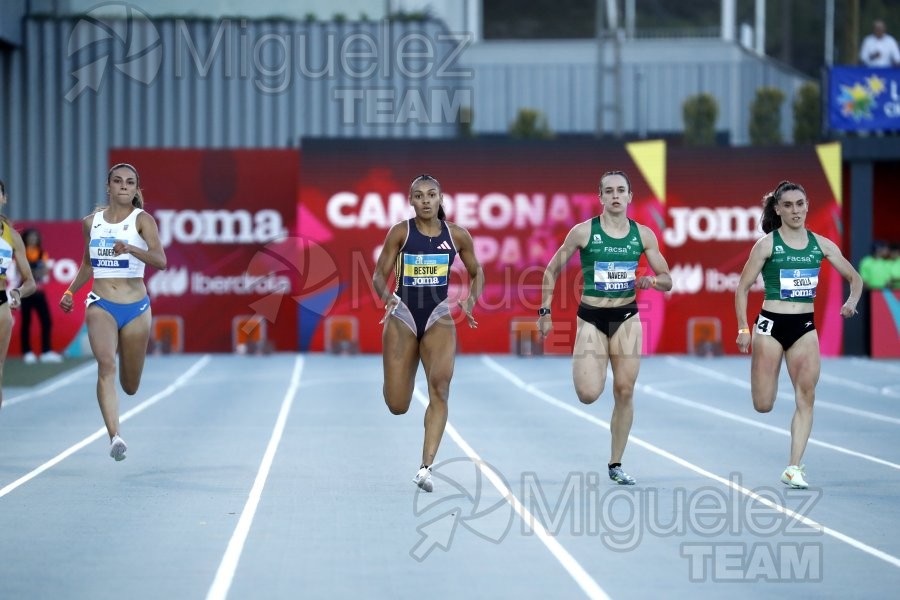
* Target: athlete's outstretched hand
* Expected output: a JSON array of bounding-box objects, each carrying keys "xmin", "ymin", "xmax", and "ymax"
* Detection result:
[
  {"xmin": 379, "ymin": 295, "xmax": 400, "ymax": 325},
  {"xmin": 537, "ymin": 315, "xmax": 552, "ymax": 338},
  {"xmin": 458, "ymin": 298, "xmax": 478, "ymax": 329}
]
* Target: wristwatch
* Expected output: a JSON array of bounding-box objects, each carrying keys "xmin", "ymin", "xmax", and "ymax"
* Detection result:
[{"xmin": 538, "ymin": 307, "xmax": 551, "ymax": 317}]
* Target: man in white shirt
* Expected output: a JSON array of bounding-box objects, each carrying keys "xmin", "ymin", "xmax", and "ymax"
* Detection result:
[{"xmin": 860, "ymin": 20, "xmax": 900, "ymax": 67}]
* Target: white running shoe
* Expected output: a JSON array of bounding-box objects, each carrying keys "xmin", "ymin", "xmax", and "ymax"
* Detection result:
[
  {"xmin": 109, "ymin": 435, "xmax": 128, "ymax": 462},
  {"xmin": 413, "ymin": 466, "xmax": 433, "ymax": 492},
  {"xmin": 41, "ymin": 351, "xmax": 63, "ymax": 363},
  {"xmin": 23, "ymin": 352, "xmax": 37, "ymax": 365},
  {"xmin": 781, "ymin": 464, "xmax": 808, "ymax": 489}
]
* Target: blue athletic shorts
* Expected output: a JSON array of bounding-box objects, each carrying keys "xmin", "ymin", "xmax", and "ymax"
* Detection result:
[{"xmin": 86, "ymin": 291, "xmax": 151, "ymax": 330}]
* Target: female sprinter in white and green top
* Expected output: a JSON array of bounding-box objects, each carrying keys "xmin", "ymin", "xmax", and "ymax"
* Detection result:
[
  {"xmin": 59, "ymin": 164, "xmax": 167, "ymax": 461},
  {"xmin": 538, "ymin": 170, "xmax": 672, "ymax": 485},
  {"xmin": 373, "ymin": 174, "xmax": 483, "ymax": 493},
  {"xmin": 735, "ymin": 180, "xmax": 862, "ymax": 489}
]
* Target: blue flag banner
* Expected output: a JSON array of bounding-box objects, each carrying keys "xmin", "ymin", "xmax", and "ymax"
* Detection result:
[{"xmin": 828, "ymin": 66, "xmax": 900, "ymax": 131}]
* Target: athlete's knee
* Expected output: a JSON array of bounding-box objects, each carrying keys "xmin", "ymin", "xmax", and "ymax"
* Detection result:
[
  {"xmin": 427, "ymin": 376, "xmax": 451, "ymax": 402},
  {"xmin": 383, "ymin": 390, "xmax": 411, "ymax": 415},
  {"xmin": 386, "ymin": 402, "xmax": 408, "ymax": 416},
  {"xmin": 612, "ymin": 380, "xmax": 635, "ymax": 403},
  {"xmin": 96, "ymin": 356, "xmax": 116, "ymax": 379},
  {"xmin": 752, "ymin": 393, "xmax": 775, "ymax": 413},
  {"xmin": 121, "ymin": 380, "xmax": 140, "ymax": 396},
  {"xmin": 575, "ymin": 383, "xmax": 602, "ymax": 404}
]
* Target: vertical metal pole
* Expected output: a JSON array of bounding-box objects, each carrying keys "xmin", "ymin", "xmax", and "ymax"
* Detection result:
[
  {"xmin": 754, "ymin": 0, "xmax": 766, "ymax": 55},
  {"xmin": 824, "ymin": 0, "xmax": 835, "ymax": 66}
]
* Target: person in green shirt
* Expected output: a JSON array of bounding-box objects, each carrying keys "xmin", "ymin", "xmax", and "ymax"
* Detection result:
[
  {"xmin": 859, "ymin": 242, "xmax": 893, "ymax": 289},
  {"xmin": 735, "ymin": 180, "xmax": 862, "ymax": 490},
  {"xmin": 538, "ymin": 170, "xmax": 673, "ymax": 486}
]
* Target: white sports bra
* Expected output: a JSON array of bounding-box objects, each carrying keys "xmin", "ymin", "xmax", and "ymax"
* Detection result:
[{"xmin": 89, "ymin": 208, "xmax": 148, "ymax": 279}]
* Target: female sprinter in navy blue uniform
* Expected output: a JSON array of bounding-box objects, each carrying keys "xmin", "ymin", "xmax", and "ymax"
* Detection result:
[
  {"xmin": 735, "ymin": 181, "xmax": 862, "ymax": 489},
  {"xmin": 59, "ymin": 164, "xmax": 167, "ymax": 461},
  {"xmin": 373, "ymin": 174, "xmax": 484, "ymax": 492}
]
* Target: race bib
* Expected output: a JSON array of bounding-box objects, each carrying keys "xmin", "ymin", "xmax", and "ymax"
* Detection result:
[
  {"xmin": 755, "ymin": 315, "xmax": 774, "ymax": 336},
  {"xmin": 779, "ymin": 267, "xmax": 819, "ymax": 299},
  {"xmin": 90, "ymin": 238, "xmax": 128, "ymax": 270},
  {"xmin": 0, "ymin": 248, "xmax": 11, "ymax": 276},
  {"xmin": 594, "ymin": 261, "xmax": 637, "ymax": 292},
  {"xmin": 402, "ymin": 253, "xmax": 449, "ymax": 287}
]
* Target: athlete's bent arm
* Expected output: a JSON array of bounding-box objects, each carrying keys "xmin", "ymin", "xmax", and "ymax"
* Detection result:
[
  {"xmin": 538, "ymin": 222, "xmax": 587, "ymax": 337},
  {"xmin": 373, "ymin": 223, "xmax": 406, "ymax": 316},
  {"xmin": 59, "ymin": 217, "xmax": 96, "ymax": 313},
  {"xmin": 451, "ymin": 224, "xmax": 483, "ymax": 328},
  {"xmin": 636, "ymin": 225, "xmax": 672, "ymax": 291},
  {"xmin": 8, "ymin": 227, "xmax": 36, "ymax": 302},
  {"xmin": 118, "ymin": 211, "xmax": 166, "ymax": 271},
  {"xmin": 816, "ymin": 234, "xmax": 863, "ymax": 317},
  {"xmin": 735, "ymin": 235, "xmax": 772, "ymax": 353}
]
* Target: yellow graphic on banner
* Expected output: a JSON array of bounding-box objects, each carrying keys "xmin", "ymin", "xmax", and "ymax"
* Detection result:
[
  {"xmin": 626, "ymin": 139, "xmax": 666, "ymax": 204},
  {"xmin": 815, "ymin": 142, "xmax": 842, "ymax": 206}
]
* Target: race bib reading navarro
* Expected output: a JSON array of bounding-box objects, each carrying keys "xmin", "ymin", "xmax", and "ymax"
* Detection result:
[
  {"xmin": 403, "ymin": 253, "xmax": 449, "ymax": 287},
  {"xmin": 594, "ymin": 261, "xmax": 637, "ymax": 292}
]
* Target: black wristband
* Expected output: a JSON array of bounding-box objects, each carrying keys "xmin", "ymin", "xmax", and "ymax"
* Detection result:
[{"xmin": 538, "ymin": 307, "xmax": 551, "ymax": 317}]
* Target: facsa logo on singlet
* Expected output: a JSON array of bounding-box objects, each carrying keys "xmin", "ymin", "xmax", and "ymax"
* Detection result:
[{"xmin": 154, "ymin": 209, "xmax": 286, "ymax": 247}]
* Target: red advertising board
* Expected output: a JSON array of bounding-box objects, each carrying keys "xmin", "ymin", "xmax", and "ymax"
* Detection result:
[
  {"xmin": 9, "ymin": 142, "xmax": 847, "ymax": 356},
  {"xmin": 298, "ymin": 139, "xmax": 846, "ymax": 355},
  {"xmin": 9, "ymin": 221, "xmax": 86, "ymax": 357},
  {"xmin": 103, "ymin": 149, "xmax": 302, "ymax": 353},
  {"xmin": 870, "ymin": 289, "xmax": 900, "ymax": 358}
]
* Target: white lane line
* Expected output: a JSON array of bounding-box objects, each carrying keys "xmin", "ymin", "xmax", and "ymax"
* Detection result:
[
  {"xmin": 637, "ymin": 384, "xmax": 900, "ymax": 470},
  {"xmin": 482, "ymin": 356, "xmax": 900, "ymax": 571},
  {"xmin": 850, "ymin": 357, "xmax": 900, "ymax": 376},
  {"xmin": 666, "ymin": 357, "xmax": 900, "ymax": 425},
  {"xmin": 818, "ymin": 372, "xmax": 900, "ymax": 398},
  {"xmin": 412, "ymin": 387, "xmax": 611, "ymax": 600},
  {"xmin": 206, "ymin": 356, "xmax": 304, "ymax": 600},
  {"xmin": 0, "ymin": 355, "xmax": 211, "ymax": 499},
  {"xmin": 5, "ymin": 362, "xmax": 96, "ymax": 407}
]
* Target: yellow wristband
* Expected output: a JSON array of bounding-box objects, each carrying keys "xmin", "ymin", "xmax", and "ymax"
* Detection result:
[
  {"xmin": 64, "ymin": 289, "xmax": 73, "ymax": 296},
  {"xmin": 738, "ymin": 327, "xmax": 750, "ymax": 334},
  {"xmin": 650, "ymin": 276, "xmax": 657, "ymax": 288}
]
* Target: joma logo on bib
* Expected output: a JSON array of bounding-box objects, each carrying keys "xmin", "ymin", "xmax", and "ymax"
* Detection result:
[{"xmin": 155, "ymin": 209, "xmax": 286, "ymax": 247}]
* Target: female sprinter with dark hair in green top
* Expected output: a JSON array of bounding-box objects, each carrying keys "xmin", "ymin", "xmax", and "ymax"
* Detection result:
[
  {"xmin": 735, "ymin": 181, "xmax": 862, "ymax": 489},
  {"xmin": 538, "ymin": 170, "xmax": 673, "ymax": 486}
]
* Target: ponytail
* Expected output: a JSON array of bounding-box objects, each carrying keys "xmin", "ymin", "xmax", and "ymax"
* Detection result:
[
  {"xmin": 760, "ymin": 192, "xmax": 781, "ymax": 234},
  {"xmin": 437, "ymin": 206, "xmax": 446, "ymax": 220},
  {"xmin": 760, "ymin": 180, "xmax": 805, "ymax": 234}
]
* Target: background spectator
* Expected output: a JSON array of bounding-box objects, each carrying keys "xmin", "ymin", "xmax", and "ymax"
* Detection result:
[
  {"xmin": 20, "ymin": 228, "xmax": 61, "ymax": 363},
  {"xmin": 860, "ymin": 19, "xmax": 900, "ymax": 67}
]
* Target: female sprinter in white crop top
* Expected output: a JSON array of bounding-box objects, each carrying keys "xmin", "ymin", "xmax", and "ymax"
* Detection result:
[{"xmin": 59, "ymin": 163, "xmax": 167, "ymax": 461}]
